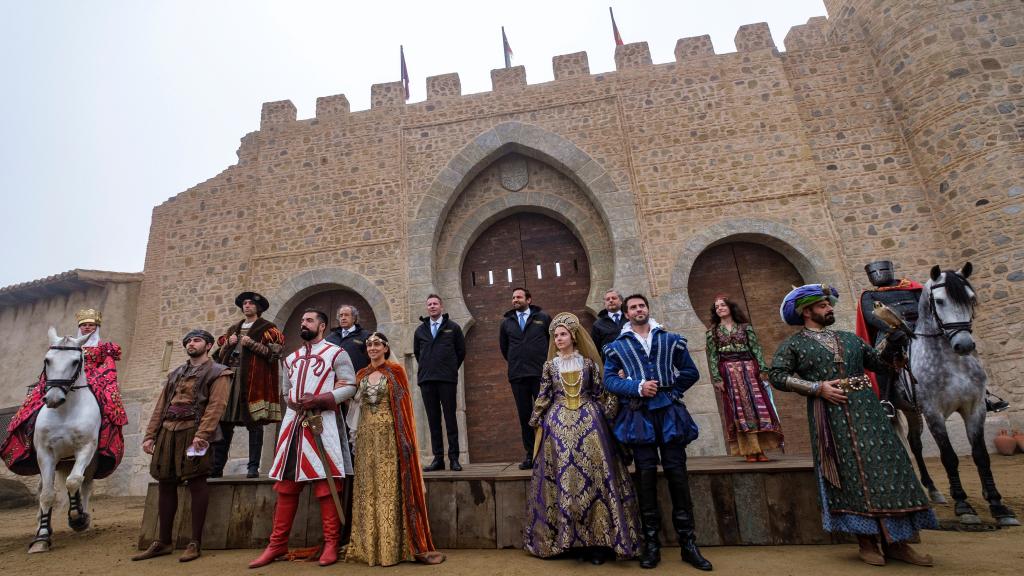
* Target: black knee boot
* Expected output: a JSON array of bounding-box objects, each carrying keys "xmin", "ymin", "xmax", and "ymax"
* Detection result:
[
  {"xmin": 210, "ymin": 424, "xmax": 232, "ymax": 478},
  {"xmin": 247, "ymin": 425, "xmax": 263, "ymax": 478},
  {"xmin": 664, "ymin": 467, "xmax": 712, "ymax": 571},
  {"xmin": 636, "ymin": 469, "xmax": 661, "ymax": 569}
]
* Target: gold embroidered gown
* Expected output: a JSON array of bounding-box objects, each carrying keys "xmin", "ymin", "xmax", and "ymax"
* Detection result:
[{"xmin": 345, "ymin": 371, "xmax": 413, "ymax": 566}]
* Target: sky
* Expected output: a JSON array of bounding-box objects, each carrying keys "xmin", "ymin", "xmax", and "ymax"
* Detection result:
[{"xmin": 0, "ymin": 0, "xmax": 827, "ymax": 288}]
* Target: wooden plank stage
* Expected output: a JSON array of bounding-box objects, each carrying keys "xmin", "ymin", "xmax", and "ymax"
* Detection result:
[{"xmin": 138, "ymin": 455, "xmax": 829, "ymax": 550}]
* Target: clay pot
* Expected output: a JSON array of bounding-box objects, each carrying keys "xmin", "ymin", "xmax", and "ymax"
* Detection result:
[
  {"xmin": 994, "ymin": 429, "xmax": 1017, "ymax": 456},
  {"xmin": 1013, "ymin": 429, "xmax": 1024, "ymax": 452}
]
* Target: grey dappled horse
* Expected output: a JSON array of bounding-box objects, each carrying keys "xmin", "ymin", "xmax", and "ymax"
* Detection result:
[
  {"xmin": 910, "ymin": 263, "xmax": 1019, "ymax": 527},
  {"xmin": 29, "ymin": 328, "xmax": 102, "ymax": 552}
]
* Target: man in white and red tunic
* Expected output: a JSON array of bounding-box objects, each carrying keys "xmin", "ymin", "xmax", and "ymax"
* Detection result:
[{"xmin": 249, "ymin": 308, "xmax": 356, "ymax": 568}]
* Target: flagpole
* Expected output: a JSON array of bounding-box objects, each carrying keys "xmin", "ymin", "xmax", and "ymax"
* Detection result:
[{"xmin": 502, "ymin": 26, "xmax": 512, "ymax": 69}]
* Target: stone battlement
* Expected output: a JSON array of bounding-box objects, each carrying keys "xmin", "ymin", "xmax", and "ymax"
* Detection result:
[{"xmin": 257, "ymin": 18, "xmax": 836, "ymax": 129}]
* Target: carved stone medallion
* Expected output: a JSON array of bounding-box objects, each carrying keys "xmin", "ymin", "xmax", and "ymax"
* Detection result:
[{"xmin": 500, "ymin": 156, "xmax": 529, "ymax": 192}]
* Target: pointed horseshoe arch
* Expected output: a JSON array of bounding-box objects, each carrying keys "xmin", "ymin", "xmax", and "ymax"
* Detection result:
[{"xmin": 408, "ymin": 121, "xmax": 649, "ymax": 322}]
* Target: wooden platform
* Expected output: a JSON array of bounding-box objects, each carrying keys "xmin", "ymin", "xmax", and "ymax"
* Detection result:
[{"xmin": 138, "ymin": 455, "xmax": 829, "ymax": 550}]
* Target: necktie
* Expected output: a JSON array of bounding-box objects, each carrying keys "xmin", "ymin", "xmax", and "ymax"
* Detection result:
[
  {"xmin": 431, "ymin": 321, "xmax": 439, "ymax": 338},
  {"xmin": 519, "ymin": 312, "xmax": 527, "ymax": 331},
  {"xmin": 613, "ymin": 313, "xmax": 620, "ymax": 324}
]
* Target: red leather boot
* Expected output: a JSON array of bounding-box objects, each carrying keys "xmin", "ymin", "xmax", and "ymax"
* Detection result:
[
  {"xmin": 317, "ymin": 494, "xmax": 342, "ymax": 566},
  {"xmin": 248, "ymin": 491, "xmax": 299, "ymax": 569}
]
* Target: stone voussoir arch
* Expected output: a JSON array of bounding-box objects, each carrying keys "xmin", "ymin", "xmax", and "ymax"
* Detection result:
[
  {"xmin": 667, "ymin": 218, "xmax": 842, "ymax": 329},
  {"xmin": 264, "ymin": 267, "xmax": 395, "ymax": 336},
  {"xmin": 408, "ymin": 120, "xmax": 649, "ymax": 321}
]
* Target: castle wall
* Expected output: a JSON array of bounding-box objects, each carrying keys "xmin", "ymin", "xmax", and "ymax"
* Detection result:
[{"xmin": 106, "ymin": 6, "xmax": 1023, "ymax": 495}]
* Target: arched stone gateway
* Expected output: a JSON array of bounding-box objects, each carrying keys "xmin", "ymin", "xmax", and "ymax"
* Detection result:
[
  {"xmin": 686, "ymin": 240, "xmax": 810, "ymax": 455},
  {"xmin": 672, "ymin": 221, "xmax": 843, "ymax": 457},
  {"xmin": 410, "ymin": 123, "xmax": 647, "ymax": 463}
]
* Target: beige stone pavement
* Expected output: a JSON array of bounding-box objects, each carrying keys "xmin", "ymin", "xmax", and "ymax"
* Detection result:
[{"xmin": 1, "ymin": 457, "xmax": 1021, "ymax": 575}]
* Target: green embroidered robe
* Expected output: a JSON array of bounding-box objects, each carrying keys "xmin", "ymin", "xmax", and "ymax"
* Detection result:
[{"xmin": 769, "ymin": 329, "xmax": 930, "ymax": 517}]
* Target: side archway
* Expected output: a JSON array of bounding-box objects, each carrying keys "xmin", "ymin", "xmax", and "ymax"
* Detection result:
[{"xmin": 264, "ymin": 268, "xmax": 395, "ymax": 339}]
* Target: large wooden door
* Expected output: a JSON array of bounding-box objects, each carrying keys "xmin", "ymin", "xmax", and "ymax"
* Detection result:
[
  {"xmin": 461, "ymin": 213, "xmax": 594, "ymax": 462},
  {"xmin": 282, "ymin": 289, "xmax": 377, "ymax": 356},
  {"xmin": 687, "ymin": 242, "xmax": 810, "ymax": 455}
]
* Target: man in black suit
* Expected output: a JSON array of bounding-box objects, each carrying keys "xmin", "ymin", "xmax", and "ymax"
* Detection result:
[
  {"xmin": 590, "ymin": 289, "xmax": 627, "ymax": 358},
  {"xmin": 324, "ymin": 305, "xmax": 370, "ymax": 374},
  {"xmin": 413, "ymin": 294, "xmax": 467, "ymax": 472},
  {"xmin": 499, "ymin": 287, "xmax": 552, "ymax": 469}
]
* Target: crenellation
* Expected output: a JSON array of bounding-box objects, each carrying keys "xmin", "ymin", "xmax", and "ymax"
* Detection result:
[
  {"xmin": 371, "ymin": 81, "xmax": 405, "ymax": 108},
  {"xmin": 490, "ymin": 65, "xmax": 527, "ymax": 92},
  {"xmin": 735, "ymin": 22, "xmax": 776, "ymax": 52},
  {"xmin": 260, "ymin": 100, "xmax": 297, "ymax": 128},
  {"xmin": 675, "ymin": 35, "xmax": 715, "ymax": 61},
  {"xmin": 785, "ymin": 17, "xmax": 830, "ymax": 51},
  {"xmin": 236, "ymin": 131, "xmax": 258, "ymax": 165},
  {"xmin": 552, "ymin": 51, "xmax": 590, "ymax": 80},
  {"xmin": 614, "ymin": 41, "xmax": 653, "ymax": 70},
  {"xmin": 315, "ymin": 93, "xmax": 350, "ymax": 118},
  {"xmin": 426, "ymin": 73, "xmax": 462, "ymax": 99}
]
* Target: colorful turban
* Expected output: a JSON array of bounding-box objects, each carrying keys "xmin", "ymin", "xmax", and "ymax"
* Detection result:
[{"xmin": 780, "ymin": 284, "xmax": 839, "ymax": 326}]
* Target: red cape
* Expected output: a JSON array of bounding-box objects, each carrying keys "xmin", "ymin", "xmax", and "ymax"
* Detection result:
[
  {"xmin": 854, "ymin": 279, "xmax": 923, "ymax": 397},
  {"xmin": 1, "ymin": 342, "xmax": 127, "ymax": 479}
]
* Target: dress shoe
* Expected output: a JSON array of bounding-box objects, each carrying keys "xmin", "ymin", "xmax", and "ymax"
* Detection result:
[
  {"xmin": 179, "ymin": 541, "xmax": 201, "ymax": 562},
  {"xmin": 518, "ymin": 456, "xmax": 533, "ymax": 470},
  {"xmin": 132, "ymin": 541, "xmax": 173, "ymax": 561},
  {"xmin": 449, "ymin": 460, "xmax": 463, "ymax": 472},
  {"xmin": 886, "ymin": 542, "xmax": 933, "ymax": 566},
  {"xmin": 422, "ymin": 458, "xmax": 445, "ymax": 472}
]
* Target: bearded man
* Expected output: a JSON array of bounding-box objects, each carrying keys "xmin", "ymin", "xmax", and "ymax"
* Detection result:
[
  {"xmin": 249, "ymin": 309, "xmax": 356, "ymax": 568},
  {"xmin": 769, "ymin": 284, "xmax": 936, "ymax": 567}
]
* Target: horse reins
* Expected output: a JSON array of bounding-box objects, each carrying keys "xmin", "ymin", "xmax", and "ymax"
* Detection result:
[{"xmin": 43, "ymin": 345, "xmax": 88, "ymax": 394}]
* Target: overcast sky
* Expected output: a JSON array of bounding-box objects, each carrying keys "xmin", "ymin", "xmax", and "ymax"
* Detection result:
[{"xmin": 0, "ymin": 0, "xmax": 827, "ymax": 288}]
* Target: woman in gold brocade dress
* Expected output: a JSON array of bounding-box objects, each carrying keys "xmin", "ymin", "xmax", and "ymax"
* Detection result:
[{"xmin": 345, "ymin": 332, "xmax": 444, "ymax": 567}]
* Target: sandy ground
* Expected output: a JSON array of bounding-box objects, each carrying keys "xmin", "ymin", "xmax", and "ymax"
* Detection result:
[{"xmin": 1, "ymin": 457, "xmax": 1021, "ymax": 576}]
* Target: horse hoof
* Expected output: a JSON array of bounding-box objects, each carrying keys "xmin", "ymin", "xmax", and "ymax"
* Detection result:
[
  {"xmin": 69, "ymin": 512, "xmax": 91, "ymax": 532},
  {"xmin": 996, "ymin": 516, "xmax": 1021, "ymax": 527},
  {"xmin": 929, "ymin": 491, "xmax": 947, "ymax": 504},
  {"xmin": 959, "ymin": 514, "xmax": 982, "ymax": 525},
  {"xmin": 28, "ymin": 541, "xmax": 51, "ymax": 554}
]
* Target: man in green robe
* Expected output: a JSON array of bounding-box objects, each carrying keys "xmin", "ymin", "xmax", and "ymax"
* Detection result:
[{"xmin": 769, "ymin": 283, "xmax": 936, "ymax": 567}]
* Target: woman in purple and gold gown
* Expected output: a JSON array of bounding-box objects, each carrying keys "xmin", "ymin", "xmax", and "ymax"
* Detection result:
[{"xmin": 523, "ymin": 312, "xmax": 640, "ymax": 564}]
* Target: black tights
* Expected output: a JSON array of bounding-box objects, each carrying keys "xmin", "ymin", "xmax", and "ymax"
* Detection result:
[{"xmin": 158, "ymin": 477, "xmax": 210, "ymax": 544}]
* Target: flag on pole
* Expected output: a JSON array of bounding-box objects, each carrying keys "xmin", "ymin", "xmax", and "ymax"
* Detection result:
[
  {"xmin": 502, "ymin": 26, "xmax": 514, "ymax": 68},
  {"xmin": 609, "ymin": 7, "xmax": 624, "ymax": 46},
  {"xmin": 400, "ymin": 45, "xmax": 410, "ymax": 100}
]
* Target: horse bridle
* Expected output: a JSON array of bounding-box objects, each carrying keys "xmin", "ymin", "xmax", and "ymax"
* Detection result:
[
  {"xmin": 43, "ymin": 345, "xmax": 88, "ymax": 394},
  {"xmin": 917, "ymin": 280, "xmax": 974, "ymax": 340}
]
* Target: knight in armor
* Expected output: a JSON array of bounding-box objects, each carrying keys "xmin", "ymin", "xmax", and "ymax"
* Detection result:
[
  {"xmin": 249, "ymin": 309, "xmax": 356, "ymax": 568},
  {"xmin": 210, "ymin": 291, "xmax": 285, "ymax": 478},
  {"xmin": 856, "ymin": 260, "xmax": 1008, "ymax": 414}
]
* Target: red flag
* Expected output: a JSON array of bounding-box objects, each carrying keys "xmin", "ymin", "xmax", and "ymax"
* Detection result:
[
  {"xmin": 502, "ymin": 26, "xmax": 513, "ymax": 68},
  {"xmin": 609, "ymin": 7, "xmax": 623, "ymax": 46},
  {"xmin": 400, "ymin": 45, "xmax": 410, "ymax": 100}
]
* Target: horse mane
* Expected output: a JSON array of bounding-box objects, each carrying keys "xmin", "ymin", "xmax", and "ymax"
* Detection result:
[{"xmin": 940, "ymin": 269, "xmax": 977, "ymax": 309}]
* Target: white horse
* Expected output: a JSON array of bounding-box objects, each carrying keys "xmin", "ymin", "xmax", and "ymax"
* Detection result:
[
  {"xmin": 910, "ymin": 263, "xmax": 1019, "ymax": 527},
  {"xmin": 28, "ymin": 328, "xmax": 102, "ymax": 553}
]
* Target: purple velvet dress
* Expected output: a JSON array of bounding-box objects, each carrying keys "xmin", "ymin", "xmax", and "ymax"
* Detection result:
[{"xmin": 522, "ymin": 356, "xmax": 641, "ymax": 558}]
